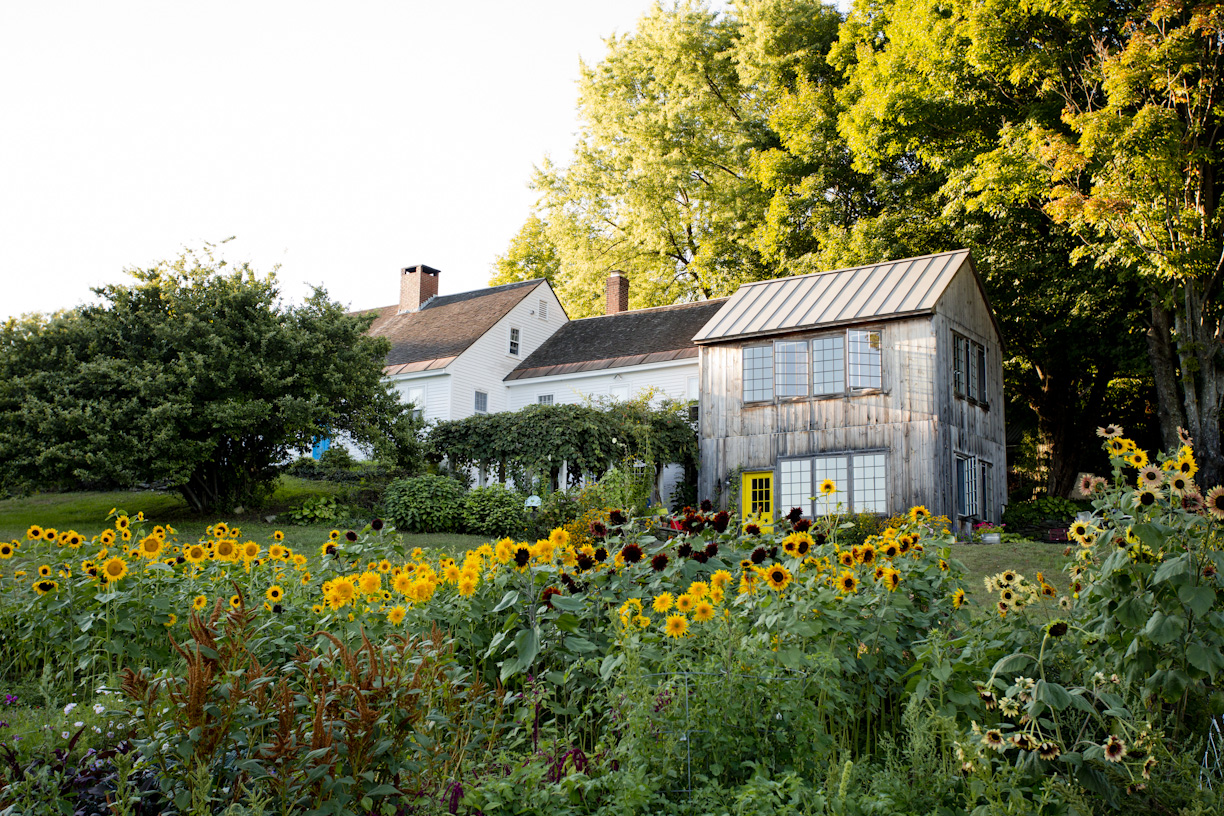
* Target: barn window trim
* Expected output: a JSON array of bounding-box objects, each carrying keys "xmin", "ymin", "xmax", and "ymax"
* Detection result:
[
  {"xmin": 955, "ymin": 453, "xmax": 993, "ymax": 519},
  {"xmin": 776, "ymin": 449, "xmax": 888, "ymax": 517}
]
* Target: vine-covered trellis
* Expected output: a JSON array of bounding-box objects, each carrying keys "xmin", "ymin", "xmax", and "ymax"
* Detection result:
[{"xmin": 426, "ymin": 399, "xmax": 696, "ymax": 494}]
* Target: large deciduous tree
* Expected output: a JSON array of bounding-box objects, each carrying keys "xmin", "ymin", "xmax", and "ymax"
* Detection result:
[{"xmin": 0, "ymin": 247, "xmax": 416, "ymax": 512}]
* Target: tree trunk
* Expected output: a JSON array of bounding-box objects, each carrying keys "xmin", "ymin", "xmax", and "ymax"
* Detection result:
[
  {"xmin": 1032, "ymin": 363, "xmax": 1115, "ymax": 497},
  {"xmin": 1175, "ymin": 282, "xmax": 1224, "ymax": 487},
  {"xmin": 1146, "ymin": 297, "xmax": 1186, "ymax": 451}
]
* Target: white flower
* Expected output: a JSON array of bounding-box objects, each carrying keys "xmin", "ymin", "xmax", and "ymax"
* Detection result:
[
  {"xmin": 74, "ymin": 721, "xmax": 83, "ymax": 728},
  {"xmin": 63, "ymin": 703, "xmax": 76, "ymax": 715},
  {"xmin": 93, "ymin": 704, "xmax": 105, "ymax": 715},
  {"xmin": 61, "ymin": 731, "xmax": 70, "ymax": 739}
]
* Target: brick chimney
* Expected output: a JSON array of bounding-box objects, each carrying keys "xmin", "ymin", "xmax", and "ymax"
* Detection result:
[
  {"xmin": 400, "ymin": 265, "xmax": 440, "ymax": 313},
  {"xmin": 606, "ymin": 270, "xmax": 629, "ymax": 315}
]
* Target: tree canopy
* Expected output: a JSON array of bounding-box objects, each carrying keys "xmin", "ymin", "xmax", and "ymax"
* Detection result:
[{"xmin": 0, "ymin": 247, "xmax": 418, "ymax": 512}]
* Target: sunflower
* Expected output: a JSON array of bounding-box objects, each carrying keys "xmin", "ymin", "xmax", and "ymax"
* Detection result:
[
  {"xmin": 392, "ymin": 572, "xmax": 414, "ymax": 594},
  {"xmin": 838, "ymin": 550, "xmax": 855, "ymax": 568},
  {"xmin": 266, "ymin": 585, "xmax": 284, "ymax": 603},
  {"xmin": 33, "ymin": 579, "xmax": 58, "ymax": 595},
  {"xmin": 981, "ymin": 729, "xmax": 1005, "ymax": 751},
  {"xmin": 184, "ymin": 544, "xmax": 208, "ymax": 564},
  {"xmin": 819, "ymin": 479, "xmax": 837, "ymax": 495},
  {"xmin": 996, "ymin": 600, "xmax": 1010, "ymax": 616},
  {"xmin": 884, "ymin": 569, "xmax": 901, "ymax": 592},
  {"xmin": 328, "ymin": 530, "xmax": 341, "ymax": 541},
  {"xmin": 193, "ymin": 594, "xmax": 208, "ymax": 611},
  {"xmin": 764, "ymin": 564, "xmax": 792, "ymax": 591},
  {"xmin": 270, "ymin": 529, "xmax": 285, "ymax": 543},
  {"xmin": 115, "ymin": 516, "xmax": 130, "ymax": 531},
  {"xmin": 1132, "ymin": 487, "xmax": 1159, "ymax": 509},
  {"xmin": 101, "ymin": 557, "xmax": 128, "ymax": 583},
  {"xmin": 857, "ymin": 543, "xmax": 876, "ymax": 565},
  {"xmin": 1106, "ymin": 438, "xmax": 1128, "ymax": 455},
  {"xmin": 693, "ymin": 600, "xmax": 715, "ymax": 622},
  {"xmin": 164, "ymin": 613, "xmax": 177, "ymax": 627},
  {"xmin": 710, "ymin": 569, "xmax": 733, "ymax": 590},
  {"xmin": 1177, "ymin": 454, "xmax": 1198, "ymax": 478},
  {"xmin": 229, "ymin": 594, "xmax": 243, "ymax": 610},
  {"xmin": 1168, "ymin": 473, "xmax": 1191, "ymax": 494},
  {"xmin": 1068, "ymin": 522, "xmax": 1092, "ymax": 543},
  {"xmin": 1096, "ymin": 424, "xmax": 1122, "ymax": 438},
  {"xmin": 675, "ymin": 593, "xmax": 695, "ymax": 613},
  {"xmin": 38, "ymin": 564, "xmax": 52, "ymax": 578},
  {"xmin": 26, "ymin": 525, "xmax": 43, "ymax": 540},
  {"xmin": 120, "ymin": 529, "xmax": 131, "ymax": 541},
  {"xmin": 653, "ymin": 592, "xmax": 674, "ymax": 614},
  {"xmin": 909, "ymin": 505, "xmax": 931, "ymax": 523},
  {"xmin": 358, "ymin": 572, "xmax": 381, "ymax": 595},
  {"xmin": 42, "ymin": 528, "xmax": 58, "ymax": 543},
  {"xmin": 952, "ymin": 588, "xmax": 966, "ymax": 609},
  {"xmin": 688, "ymin": 581, "xmax": 709, "ymax": 599},
  {"xmin": 329, "ymin": 576, "xmax": 357, "ymax": 606},
  {"xmin": 1137, "ymin": 465, "xmax": 1163, "ymax": 486},
  {"xmin": 387, "ymin": 605, "xmax": 407, "ymax": 625},
  {"xmin": 999, "ymin": 570, "xmax": 1018, "ymax": 586},
  {"xmin": 664, "ymin": 614, "xmax": 688, "ymax": 638},
  {"xmin": 98, "ymin": 529, "xmax": 115, "ymax": 546},
  {"xmin": 241, "ymin": 541, "xmax": 261, "ymax": 561},
  {"xmin": 1102, "ymin": 735, "xmax": 1126, "ymax": 762},
  {"xmin": 268, "ymin": 545, "xmax": 287, "ymax": 561},
  {"xmin": 212, "ymin": 539, "xmax": 236, "ymax": 561},
  {"xmin": 1037, "ymin": 742, "xmax": 1061, "ymax": 760},
  {"xmin": 0, "ymin": 542, "xmax": 14, "ymax": 559},
  {"xmin": 1126, "ymin": 450, "xmax": 1149, "ymax": 469},
  {"xmin": 138, "ymin": 535, "xmax": 163, "ymax": 559},
  {"xmin": 837, "ymin": 571, "xmax": 858, "ymax": 594}
]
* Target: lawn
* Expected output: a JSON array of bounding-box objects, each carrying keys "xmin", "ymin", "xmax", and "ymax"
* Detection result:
[
  {"xmin": 0, "ymin": 479, "xmax": 486, "ymax": 559},
  {"xmin": 948, "ymin": 538, "xmax": 1071, "ymax": 603}
]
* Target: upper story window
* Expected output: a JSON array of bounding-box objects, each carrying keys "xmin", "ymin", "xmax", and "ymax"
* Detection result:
[
  {"xmin": 743, "ymin": 329, "xmax": 881, "ymax": 403},
  {"xmin": 405, "ymin": 385, "xmax": 426, "ymax": 421},
  {"xmin": 538, "ymin": 394, "xmax": 554, "ymax": 405},
  {"xmin": 952, "ymin": 332, "xmax": 988, "ymax": 405},
  {"xmin": 474, "ymin": 391, "xmax": 488, "ymax": 414},
  {"xmin": 509, "ymin": 327, "xmax": 521, "ymax": 356}
]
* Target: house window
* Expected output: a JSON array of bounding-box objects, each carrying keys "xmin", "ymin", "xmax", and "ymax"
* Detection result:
[
  {"xmin": 774, "ymin": 340, "xmax": 809, "ymax": 397},
  {"xmin": 953, "ymin": 333, "xmax": 968, "ymax": 396},
  {"xmin": 953, "ymin": 332, "xmax": 988, "ymax": 404},
  {"xmin": 610, "ymin": 384, "xmax": 629, "ymax": 402},
  {"xmin": 743, "ymin": 345, "xmax": 774, "ymax": 402},
  {"xmin": 538, "ymin": 394, "xmax": 554, "ymax": 405},
  {"xmin": 539, "ymin": 300, "xmax": 548, "ymax": 320},
  {"xmin": 405, "ymin": 385, "xmax": 426, "ymax": 421},
  {"xmin": 811, "ymin": 334, "xmax": 845, "ymax": 395},
  {"xmin": 780, "ymin": 453, "xmax": 883, "ymax": 516},
  {"xmin": 956, "ymin": 454, "xmax": 992, "ymax": 518},
  {"xmin": 474, "ymin": 391, "xmax": 488, "ymax": 414},
  {"xmin": 509, "ymin": 327, "xmax": 520, "ymax": 356},
  {"xmin": 744, "ymin": 330, "xmax": 880, "ymax": 403},
  {"xmin": 848, "ymin": 330, "xmax": 882, "ymax": 390}
]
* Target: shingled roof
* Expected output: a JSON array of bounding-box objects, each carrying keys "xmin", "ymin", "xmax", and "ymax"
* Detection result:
[
  {"xmin": 506, "ymin": 299, "xmax": 728, "ymax": 381},
  {"xmin": 359, "ymin": 279, "xmax": 546, "ymax": 375}
]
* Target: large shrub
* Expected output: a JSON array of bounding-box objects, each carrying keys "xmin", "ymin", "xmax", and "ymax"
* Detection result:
[
  {"xmin": 462, "ymin": 483, "xmax": 527, "ymax": 539},
  {"xmin": 384, "ymin": 474, "xmax": 465, "ymax": 533}
]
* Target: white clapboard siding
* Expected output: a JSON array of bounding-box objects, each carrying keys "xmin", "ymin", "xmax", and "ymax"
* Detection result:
[{"xmin": 504, "ymin": 359, "xmax": 698, "ymax": 410}]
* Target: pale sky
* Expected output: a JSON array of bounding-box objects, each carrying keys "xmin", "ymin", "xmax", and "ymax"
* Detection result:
[{"xmin": 0, "ymin": 0, "xmax": 699, "ymax": 320}]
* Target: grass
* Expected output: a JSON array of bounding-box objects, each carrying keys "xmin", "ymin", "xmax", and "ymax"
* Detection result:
[
  {"xmin": 0, "ymin": 479, "xmax": 485, "ymax": 560},
  {"xmin": 948, "ymin": 538, "xmax": 1072, "ymax": 603}
]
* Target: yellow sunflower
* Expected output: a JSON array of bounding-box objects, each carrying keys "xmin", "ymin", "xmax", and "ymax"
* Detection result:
[
  {"xmin": 653, "ymin": 592, "xmax": 674, "ymax": 614},
  {"xmin": 184, "ymin": 544, "xmax": 208, "ymax": 564},
  {"xmin": 229, "ymin": 594, "xmax": 243, "ymax": 610},
  {"xmin": 26, "ymin": 525, "xmax": 43, "ymax": 541},
  {"xmin": 138, "ymin": 535, "xmax": 163, "ymax": 559},
  {"xmin": 272, "ymin": 530, "xmax": 285, "ymax": 542},
  {"xmin": 101, "ymin": 557, "xmax": 128, "ymax": 583},
  {"xmin": 0, "ymin": 542, "xmax": 15, "ymax": 559},
  {"xmin": 387, "ymin": 605, "xmax": 407, "ymax": 625},
  {"xmin": 193, "ymin": 594, "xmax": 208, "ymax": 611},
  {"xmin": 241, "ymin": 541, "xmax": 261, "ymax": 561},
  {"xmin": 266, "ymin": 585, "xmax": 284, "ymax": 603},
  {"xmin": 837, "ymin": 571, "xmax": 858, "ymax": 594},
  {"xmin": 693, "ymin": 600, "xmax": 715, "ymax": 622},
  {"xmin": 664, "ymin": 614, "xmax": 689, "ymax": 638},
  {"xmin": 764, "ymin": 564, "xmax": 792, "ymax": 591},
  {"xmin": 675, "ymin": 593, "xmax": 695, "ymax": 613},
  {"xmin": 819, "ymin": 479, "xmax": 837, "ymax": 495}
]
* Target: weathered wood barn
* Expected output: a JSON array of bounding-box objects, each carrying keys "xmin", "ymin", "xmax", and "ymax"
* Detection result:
[{"xmin": 692, "ymin": 250, "xmax": 1005, "ymax": 530}]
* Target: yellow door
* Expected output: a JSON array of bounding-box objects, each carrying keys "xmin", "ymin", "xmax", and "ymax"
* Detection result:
[{"xmin": 741, "ymin": 470, "xmax": 774, "ymax": 532}]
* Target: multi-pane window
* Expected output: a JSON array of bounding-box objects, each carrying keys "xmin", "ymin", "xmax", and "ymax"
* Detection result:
[
  {"xmin": 743, "ymin": 330, "xmax": 880, "ymax": 402},
  {"xmin": 956, "ymin": 454, "xmax": 993, "ymax": 518},
  {"xmin": 811, "ymin": 335, "xmax": 845, "ymax": 395},
  {"xmin": 743, "ymin": 345, "xmax": 774, "ymax": 402},
  {"xmin": 474, "ymin": 391, "xmax": 488, "ymax": 414},
  {"xmin": 774, "ymin": 341, "xmax": 809, "ymax": 397},
  {"xmin": 848, "ymin": 330, "xmax": 882, "ymax": 389},
  {"xmin": 780, "ymin": 454, "xmax": 881, "ymax": 516},
  {"xmin": 852, "ymin": 453, "xmax": 887, "ymax": 514},
  {"xmin": 953, "ymin": 332, "xmax": 988, "ymax": 404},
  {"xmin": 509, "ymin": 327, "xmax": 520, "ymax": 356},
  {"xmin": 538, "ymin": 394, "xmax": 554, "ymax": 405},
  {"xmin": 779, "ymin": 459, "xmax": 812, "ymax": 516}
]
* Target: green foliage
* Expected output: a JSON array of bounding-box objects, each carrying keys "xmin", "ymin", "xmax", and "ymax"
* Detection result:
[
  {"xmin": 281, "ymin": 494, "xmax": 341, "ymax": 525},
  {"xmin": 837, "ymin": 511, "xmax": 884, "ymax": 547},
  {"xmin": 462, "ymin": 483, "xmax": 527, "ymax": 540},
  {"xmin": 1002, "ymin": 496, "xmax": 1082, "ymax": 536},
  {"xmin": 384, "ymin": 474, "xmax": 465, "ymax": 533},
  {"xmin": 0, "ymin": 244, "xmax": 415, "ymax": 513}
]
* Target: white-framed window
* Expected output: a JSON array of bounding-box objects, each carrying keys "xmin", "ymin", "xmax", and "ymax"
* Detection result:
[
  {"xmin": 743, "ymin": 345, "xmax": 774, "ymax": 402},
  {"xmin": 743, "ymin": 330, "xmax": 881, "ymax": 403},
  {"xmin": 774, "ymin": 340, "xmax": 809, "ymax": 397},
  {"xmin": 953, "ymin": 333, "xmax": 968, "ymax": 396},
  {"xmin": 956, "ymin": 453, "xmax": 992, "ymax": 518},
  {"xmin": 848, "ymin": 330, "xmax": 882, "ymax": 390},
  {"xmin": 610, "ymin": 384, "xmax": 630, "ymax": 402},
  {"xmin": 538, "ymin": 394, "xmax": 554, "ymax": 405},
  {"xmin": 405, "ymin": 385, "xmax": 426, "ymax": 421},
  {"xmin": 811, "ymin": 334, "xmax": 845, "ymax": 395},
  {"xmin": 539, "ymin": 299, "xmax": 548, "ymax": 320},
  {"xmin": 509, "ymin": 327, "xmax": 520, "ymax": 356},
  {"xmin": 474, "ymin": 391, "xmax": 488, "ymax": 414},
  {"xmin": 779, "ymin": 452, "xmax": 884, "ymax": 516}
]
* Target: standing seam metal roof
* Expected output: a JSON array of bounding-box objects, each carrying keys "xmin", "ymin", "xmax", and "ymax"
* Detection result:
[{"xmin": 692, "ymin": 250, "xmax": 972, "ymax": 343}]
